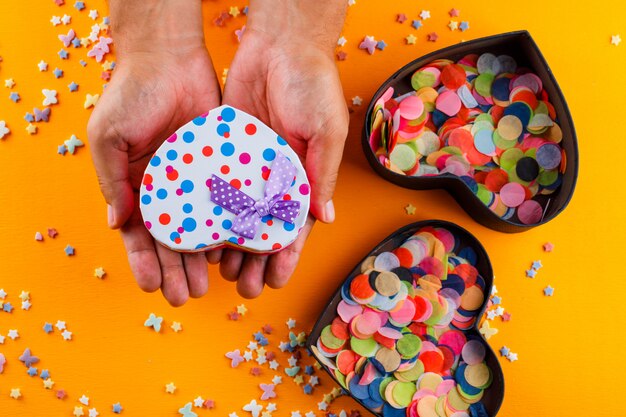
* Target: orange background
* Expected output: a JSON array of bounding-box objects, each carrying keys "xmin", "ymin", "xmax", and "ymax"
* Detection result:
[{"xmin": 1, "ymin": 0, "xmax": 625, "ymax": 416}]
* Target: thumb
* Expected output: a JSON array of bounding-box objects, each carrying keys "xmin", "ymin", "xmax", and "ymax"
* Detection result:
[
  {"xmin": 88, "ymin": 121, "xmax": 135, "ymax": 229},
  {"xmin": 304, "ymin": 119, "xmax": 348, "ymax": 224}
]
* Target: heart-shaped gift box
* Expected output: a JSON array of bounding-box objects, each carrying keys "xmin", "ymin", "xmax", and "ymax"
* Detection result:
[
  {"xmin": 307, "ymin": 220, "xmax": 504, "ymax": 417},
  {"xmin": 362, "ymin": 31, "xmax": 578, "ymax": 232},
  {"xmin": 139, "ymin": 105, "xmax": 310, "ymax": 254}
]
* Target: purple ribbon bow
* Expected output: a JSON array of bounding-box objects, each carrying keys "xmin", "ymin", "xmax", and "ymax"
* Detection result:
[{"xmin": 210, "ymin": 152, "xmax": 301, "ymax": 239}]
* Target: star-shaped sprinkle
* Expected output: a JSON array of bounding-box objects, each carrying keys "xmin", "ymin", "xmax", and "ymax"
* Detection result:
[
  {"xmin": 0, "ymin": 289, "xmax": 6, "ymax": 298},
  {"xmin": 64, "ymin": 134, "xmax": 84, "ymax": 154},
  {"xmin": 501, "ymin": 312, "xmax": 511, "ymax": 322},
  {"xmin": 0, "ymin": 121, "xmax": 9, "ymax": 139},
  {"xmin": 336, "ymin": 51, "xmax": 347, "ymax": 61},
  {"xmin": 69, "ymin": 82, "xmax": 79, "ymax": 92},
  {"xmin": 38, "ymin": 60, "xmax": 48, "ymax": 71},
  {"xmin": 64, "ymin": 244, "xmax": 75, "ymax": 256},
  {"xmin": 43, "ymin": 378, "xmax": 55, "ymax": 389},
  {"xmin": 291, "ymin": 412, "xmax": 301, "ymax": 417},
  {"xmin": 144, "ymin": 313, "xmax": 163, "ymax": 332},
  {"xmin": 256, "ymin": 355, "xmax": 267, "ymax": 366},
  {"xmin": 287, "ymin": 356, "xmax": 298, "ymax": 367},
  {"xmin": 165, "ymin": 382, "xmax": 176, "ymax": 394},
  {"xmin": 74, "ymin": 1, "xmax": 85, "ymax": 11},
  {"xmin": 228, "ymin": 413, "xmax": 239, "ymax": 417},
  {"xmin": 193, "ymin": 396, "xmax": 205, "ymax": 407},
  {"xmin": 88, "ymin": 409, "xmax": 99, "ymax": 417},
  {"xmin": 419, "ymin": 10, "xmax": 430, "ymax": 20},
  {"xmin": 286, "ymin": 318, "xmax": 296, "ymax": 329},
  {"xmin": 8, "ymin": 329, "xmax": 19, "ymax": 340},
  {"xmin": 9, "ymin": 92, "xmax": 20, "ymax": 102},
  {"xmin": 243, "ymin": 399, "xmax": 263, "ymax": 417},
  {"xmin": 61, "ymin": 14, "xmax": 71, "ymax": 24},
  {"xmin": 318, "ymin": 401, "xmax": 328, "ymax": 411},
  {"xmin": 248, "ymin": 341, "xmax": 258, "ymax": 350},
  {"xmin": 309, "ymin": 375, "xmax": 319, "ymax": 386},
  {"xmin": 405, "ymin": 34, "xmax": 417, "ymax": 45},
  {"xmin": 53, "ymin": 68, "xmax": 64, "ymax": 78},
  {"xmin": 396, "ymin": 13, "xmax": 407, "ymax": 23},
  {"xmin": 262, "ymin": 324, "xmax": 273, "ymax": 334},
  {"xmin": 448, "ymin": 21, "xmax": 458, "ymax": 31},
  {"xmin": 43, "ymin": 323, "xmax": 54, "ymax": 333},
  {"xmin": 40, "ymin": 369, "xmax": 50, "ymax": 379},
  {"xmin": 411, "ymin": 20, "xmax": 422, "ymax": 30},
  {"xmin": 405, "ymin": 203, "xmax": 416, "ymax": 214},
  {"xmin": 272, "ymin": 375, "xmax": 282, "ymax": 385},
  {"xmin": 293, "ymin": 375, "xmax": 304, "ymax": 385},
  {"xmin": 10, "ymin": 388, "xmax": 21, "ymax": 399},
  {"xmin": 427, "ymin": 32, "xmax": 439, "ymax": 42},
  {"xmin": 491, "ymin": 295, "xmax": 501, "ymax": 305},
  {"xmin": 226, "ymin": 349, "xmax": 244, "ymax": 367},
  {"xmin": 358, "ymin": 36, "xmax": 377, "ymax": 55},
  {"xmin": 269, "ymin": 360, "xmax": 279, "ymax": 370},
  {"xmin": 459, "ymin": 21, "xmax": 470, "ymax": 32},
  {"xmin": 56, "ymin": 320, "xmax": 66, "ymax": 330},
  {"xmin": 526, "ymin": 269, "xmax": 537, "ymax": 278},
  {"xmin": 57, "ymin": 389, "xmax": 67, "ymax": 399},
  {"xmin": 72, "ymin": 38, "xmax": 82, "ymax": 47},
  {"xmin": 544, "ymin": 285, "xmax": 554, "ymax": 296},
  {"xmin": 112, "ymin": 403, "xmax": 123, "ymax": 413},
  {"xmin": 449, "ymin": 8, "xmax": 460, "ymax": 17},
  {"xmin": 179, "ymin": 402, "xmax": 197, "ymax": 417},
  {"xmin": 266, "ymin": 403, "xmax": 277, "ymax": 412},
  {"xmin": 229, "ymin": 6, "xmax": 240, "ymax": 17},
  {"xmin": 506, "ymin": 351, "xmax": 518, "ymax": 362},
  {"xmin": 236, "ymin": 304, "xmax": 248, "ymax": 315},
  {"xmin": 93, "ymin": 267, "xmax": 106, "ymax": 279},
  {"xmin": 88, "ymin": 9, "xmax": 99, "ymax": 19},
  {"xmin": 74, "ymin": 407, "xmax": 85, "ymax": 416},
  {"xmin": 543, "ymin": 242, "xmax": 554, "ymax": 252},
  {"xmin": 337, "ymin": 36, "xmax": 347, "ymax": 47},
  {"xmin": 228, "ymin": 311, "xmax": 240, "ymax": 320},
  {"xmin": 303, "ymin": 384, "xmax": 313, "ymax": 395},
  {"xmin": 479, "ymin": 321, "xmax": 497, "ymax": 339},
  {"xmin": 612, "ymin": 34, "xmax": 622, "ymax": 46},
  {"xmin": 0, "ymin": 335, "xmax": 5, "ymax": 344},
  {"xmin": 171, "ymin": 321, "xmax": 182, "ymax": 332},
  {"xmin": 531, "ymin": 260, "xmax": 543, "ymax": 270},
  {"xmin": 48, "ymin": 228, "xmax": 58, "ymax": 238},
  {"xmin": 28, "ymin": 367, "xmax": 38, "ymax": 377},
  {"xmin": 204, "ymin": 399, "xmax": 215, "ymax": 409},
  {"xmin": 376, "ymin": 40, "xmax": 387, "ymax": 50},
  {"xmin": 51, "ymin": 15, "xmax": 61, "ymax": 25},
  {"xmin": 26, "ymin": 124, "xmax": 37, "ymax": 135},
  {"xmin": 4, "ymin": 78, "xmax": 15, "ymax": 88},
  {"xmin": 21, "ymin": 300, "xmax": 31, "ymax": 310},
  {"xmin": 84, "ymin": 93, "xmax": 99, "ymax": 108},
  {"xmin": 499, "ymin": 346, "xmax": 510, "ymax": 356},
  {"xmin": 62, "ymin": 330, "xmax": 72, "ymax": 340},
  {"xmin": 495, "ymin": 306, "xmax": 505, "ymax": 316},
  {"xmin": 352, "ymin": 96, "xmax": 363, "ymax": 106},
  {"xmin": 243, "ymin": 350, "xmax": 253, "ymax": 361}
]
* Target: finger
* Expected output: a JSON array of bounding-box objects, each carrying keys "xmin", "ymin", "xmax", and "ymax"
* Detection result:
[
  {"xmin": 304, "ymin": 76, "xmax": 349, "ymax": 224},
  {"xmin": 236, "ymin": 254, "xmax": 269, "ymax": 298},
  {"xmin": 155, "ymin": 243, "xmax": 189, "ymax": 307},
  {"xmin": 87, "ymin": 115, "xmax": 135, "ymax": 229},
  {"xmin": 219, "ymin": 249, "xmax": 245, "ymax": 282},
  {"xmin": 183, "ymin": 252, "xmax": 209, "ymax": 298},
  {"xmin": 206, "ymin": 248, "xmax": 223, "ymax": 265},
  {"xmin": 265, "ymin": 216, "xmax": 315, "ymax": 289},
  {"xmin": 120, "ymin": 204, "xmax": 162, "ymax": 293}
]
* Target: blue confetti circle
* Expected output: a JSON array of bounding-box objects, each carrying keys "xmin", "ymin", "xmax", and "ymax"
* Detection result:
[
  {"xmin": 182, "ymin": 217, "xmax": 197, "ymax": 232},
  {"xmin": 283, "ymin": 222, "xmax": 295, "ymax": 232},
  {"xmin": 180, "ymin": 180, "xmax": 194, "ymax": 193},
  {"xmin": 156, "ymin": 189, "xmax": 168, "ymax": 199},
  {"xmin": 183, "ymin": 203, "xmax": 193, "ymax": 213},
  {"xmin": 192, "ymin": 116, "xmax": 206, "ymax": 126},
  {"xmin": 217, "ymin": 123, "xmax": 230, "ymax": 137},
  {"xmin": 213, "ymin": 206, "xmax": 223, "ymax": 216},
  {"xmin": 262, "ymin": 148, "xmax": 276, "ymax": 161},
  {"xmin": 277, "ymin": 136, "xmax": 287, "ymax": 146},
  {"xmin": 183, "ymin": 131, "xmax": 195, "ymax": 143},
  {"xmin": 150, "ymin": 155, "xmax": 161, "ymax": 166},
  {"xmin": 221, "ymin": 107, "xmax": 236, "ymax": 122},
  {"xmin": 166, "ymin": 149, "xmax": 178, "ymax": 161},
  {"xmin": 170, "ymin": 232, "xmax": 180, "ymax": 242},
  {"xmin": 222, "ymin": 219, "xmax": 233, "ymax": 230},
  {"xmin": 220, "ymin": 142, "xmax": 235, "ymax": 157},
  {"xmin": 141, "ymin": 194, "xmax": 152, "ymax": 205}
]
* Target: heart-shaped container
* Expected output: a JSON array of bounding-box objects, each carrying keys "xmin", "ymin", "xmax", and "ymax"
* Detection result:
[
  {"xmin": 362, "ymin": 31, "xmax": 578, "ymax": 232},
  {"xmin": 307, "ymin": 220, "xmax": 504, "ymax": 416}
]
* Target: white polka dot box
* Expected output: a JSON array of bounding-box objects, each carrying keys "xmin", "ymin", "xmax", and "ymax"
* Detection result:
[{"xmin": 139, "ymin": 105, "xmax": 311, "ymax": 254}]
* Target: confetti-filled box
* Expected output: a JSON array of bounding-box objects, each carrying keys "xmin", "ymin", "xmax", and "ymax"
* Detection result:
[
  {"xmin": 308, "ymin": 220, "xmax": 504, "ymax": 417},
  {"xmin": 140, "ymin": 105, "xmax": 310, "ymax": 254},
  {"xmin": 363, "ymin": 31, "xmax": 578, "ymax": 232}
]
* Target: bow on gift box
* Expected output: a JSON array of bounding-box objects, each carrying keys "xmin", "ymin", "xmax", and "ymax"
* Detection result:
[{"xmin": 210, "ymin": 152, "xmax": 302, "ymax": 239}]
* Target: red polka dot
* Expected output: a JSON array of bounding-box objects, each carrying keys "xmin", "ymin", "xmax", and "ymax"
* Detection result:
[
  {"xmin": 174, "ymin": 237, "xmax": 182, "ymax": 244},
  {"xmin": 239, "ymin": 152, "xmax": 251, "ymax": 164},
  {"xmin": 202, "ymin": 146, "xmax": 213, "ymax": 156},
  {"xmin": 220, "ymin": 165, "xmax": 230, "ymax": 174},
  {"xmin": 299, "ymin": 183, "xmax": 310, "ymax": 195},
  {"xmin": 283, "ymin": 194, "xmax": 291, "ymax": 201},
  {"xmin": 245, "ymin": 123, "xmax": 257, "ymax": 135},
  {"xmin": 167, "ymin": 133, "xmax": 177, "ymax": 142},
  {"xmin": 261, "ymin": 233, "xmax": 268, "ymax": 240},
  {"xmin": 230, "ymin": 179, "xmax": 241, "ymax": 189},
  {"xmin": 143, "ymin": 174, "xmax": 153, "ymax": 185},
  {"xmin": 267, "ymin": 220, "xmax": 274, "ymax": 226},
  {"xmin": 159, "ymin": 213, "xmax": 171, "ymax": 225},
  {"xmin": 183, "ymin": 153, "xmax": 193, "ymax": 164},
  {"xmin": 262, "ymin": 169, "xmax": 271, "ymax": 181},
  {"xmin": 272, "ymin": 243, "xmax": 282, "ymax": 250},
  {"xmin": 224, "ymin": 132, "xmax": 230, "ymax": 138},
  {"xmin": 167, "ymin": 170, "xmax": 179, "ymax": 181}
]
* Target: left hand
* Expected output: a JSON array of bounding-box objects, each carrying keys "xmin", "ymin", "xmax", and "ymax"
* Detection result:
[{"xmin": 215, "ymin": 27, "xmax": 349, "ymax": 298}]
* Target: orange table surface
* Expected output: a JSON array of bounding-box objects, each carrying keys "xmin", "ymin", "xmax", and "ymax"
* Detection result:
[{"xmin": 1, "ymin": 0, "xmax": 625, "ymax": 416}]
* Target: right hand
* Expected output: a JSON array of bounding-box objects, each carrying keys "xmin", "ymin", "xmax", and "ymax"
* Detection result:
[{"xmin": 87, "ymin": 45, "xmax": 221, "ymax": 306}]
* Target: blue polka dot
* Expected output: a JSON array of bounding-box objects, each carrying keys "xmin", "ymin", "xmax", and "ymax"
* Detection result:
[
  {"xmin": 222, "ymin": 219, "xmax": 232, "ymax": 230},
  {"xmin": 150, "ymin": 155, "xmax": 161, "ymax": 166},
  {"xmin": 182, "ymin": 217, "xmax": 197, "ymax": 232},
  {"xmin": 220, "ymin": 142, "xmax": 235, "ymax": 157},
  {"xmin": 195, "ymin": 243, "xmax": 207, "ymax": 249},
  {"xmin": 221, "ymin": 107, "xmax": 236, "ymax": 122},
  {"xmin": 141, "ymin": 194, "xmax": 152, "ymax": 205},
  {"xmin": 192, "ymin": 116, "xmax": 206, "ymax": 126},
  {"xmin": 283, "ymin": 222, "xmax": 295, "ymax": 232},
  {"xmin": 170, "ymin": 232, "xmax": 180, "ymax": 242},
  {"xmin": 263, "ymin": 148, "xmax": 276, "ymax": 161},
  {"xmin": 261, "ymin": 215, "xmax": 272, "ymax": 223},
  {"xmin": 183, "ymin": 203, "xmax": 193, "ymax": 213},
  {"xmin": 156, "ymin": 189, "xmax": 168, "ymax": 199},
  {"xmin": 228, "ymin": 237, "xmax": 239, "ymax": 244},
  {"xmin": 166, "ymin": 149, "xmax": 178, "ymax": 160},
  {"xmin": 180, "ymin": 180, "xmax": 194, "ymax": 193},
  {"xmin": 213, "ymin": 206, "xmax": 223, "ymax": 216},
  {"xmin": 217, "ymin": 123, "xmax": 230, "ymax": 137},
  {"xmin": 277, "ymin": 135, "xmax": 287, "ymax": 145},
  {"xmin": 183, "ymin": 131, "xmax": 195, "ymax": 143}
]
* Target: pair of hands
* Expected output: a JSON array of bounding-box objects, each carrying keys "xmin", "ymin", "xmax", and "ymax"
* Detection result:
[{"xmin": 88, "ymin": 24, "xmax": 348, "ymax": 305}]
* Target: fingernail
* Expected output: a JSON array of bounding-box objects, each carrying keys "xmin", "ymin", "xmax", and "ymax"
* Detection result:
[
  {"xmin": 107, "ymin": 204, "xmax": 115, "ymax": 228},
  {"xmin": 324, "ymin": 200, "xmax": 335, "ymax": 223}
]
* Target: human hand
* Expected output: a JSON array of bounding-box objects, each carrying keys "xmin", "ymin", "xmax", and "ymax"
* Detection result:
[
  {"xmin": 88, "ymin": 0, "xmax": 222, "ymax": 306},
  {"xmin": 216, "ymin": 1, "xmax": 349, "ymax": 298}
]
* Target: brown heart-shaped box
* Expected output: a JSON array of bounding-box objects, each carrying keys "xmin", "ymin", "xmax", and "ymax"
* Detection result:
[
  {"xmin": 307, "ymin": 220, "xmax": 504, "ymax": 417},
  {"xmin": 362, "ymin": 31, "xmax": 578, "ymax": 232}
]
